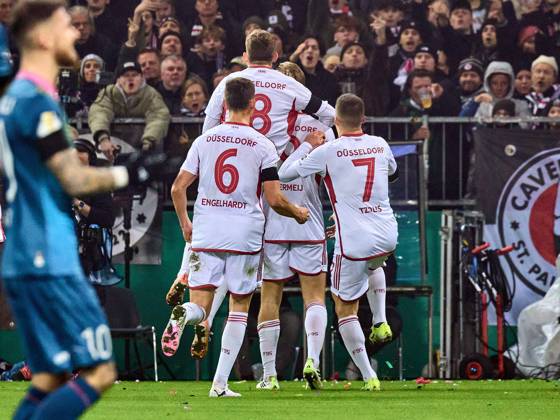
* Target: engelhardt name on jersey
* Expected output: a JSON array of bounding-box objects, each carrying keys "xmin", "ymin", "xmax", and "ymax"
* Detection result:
[
  {"xmin": 181, "ymin": 122, "xmax": 278, "ymax": 254},
  {"xmin": 265, "ymin": 114, "xmax": 335, "ymax": 243},
  {"xmin": 203, "ymin": 66, "xmax": 335, "ymax": 155},
  {"xmin": 279, "ymin": 133, "xmax": 398, "ymax": 260}
]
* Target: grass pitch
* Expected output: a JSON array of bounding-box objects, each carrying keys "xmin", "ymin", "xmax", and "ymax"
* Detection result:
[{"xmin": 1, "ymin": 379, "xmax": 558, "ymax": 420}]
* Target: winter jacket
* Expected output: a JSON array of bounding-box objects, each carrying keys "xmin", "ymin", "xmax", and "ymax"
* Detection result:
[
  {"xmin": 460, "ymin": 61, "xmax": 530, "ymax": 118},
  {"xmin": 88, "ymin": 82, "xmax": 170, "ymax": 150}
]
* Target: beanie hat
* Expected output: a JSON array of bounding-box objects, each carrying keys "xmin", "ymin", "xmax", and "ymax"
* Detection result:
[
  {"xmin": 458, "ymin": 57, "xmax": 484, "ymax": 78},
  {"xmin": 116, "ymin": 61, "xmax": 142, "ymax": 77},
  {"xmin": 159, "ymin": 31, "xmax": 184, "ymax": 52},
  {"xmin": 451, "ymin": 0, "xmax": 472, "ymax": 13},
  {"xmin": 518, "ymin": 25, "xmax": 539, "ymax": 46},
  {"xmin": 532, "ymin": 55, "xmax": 558, "ymax": 75},
  {"xmin": 80, "ymin": 54, "xmax": 104, "ymax": 79},
  {"xmin": 415, "ymin": 44, "xmax": 437, "ymax": 60}
]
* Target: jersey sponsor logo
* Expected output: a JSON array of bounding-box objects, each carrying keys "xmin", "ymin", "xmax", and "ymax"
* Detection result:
[
  {"xmin": 201, "ymin": 197, "xmax": 248, "ymax": 209},
  {"xmin": 36, "ymin": 111, "xmax": 62, "ymax": 138},
  {"xmin": 497, "ymin": 148, "xmax": 560, "ymax": 295},
  {"xmin": 206, "ymin": 134, "xmax": 257, "ymax": 147},
  {"xmin": 336, "ymin": 147, "xmax": 384, "ymax": 158},
  {"xmin": 255, "ymin": 80, "xmax": 287, "ymax": 90}
]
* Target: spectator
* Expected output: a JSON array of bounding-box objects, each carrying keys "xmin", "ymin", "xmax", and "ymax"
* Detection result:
[
  {"xmin": 456, "ymin": 57, "xmax": 485, "ymax": 106},
  {"xmin": 514, "ymin": 25, "xmax": 542, "ymax": 71},
  {"xmin": 69, "ymin": 5, "xmax": 117, "ymax": 70},
  {"xmin": 0, "ymin": 0, "xmax": 13, "ymax": 26},
  {"xmin": 325, "ymin": 15, "xmax": 361, "ymax": 58},
  {"xmin": 155, "ymin": 0, "xmax": 175, "ymax": 26},
  {"xmin": 267, "ymin": 25, "xmax": 289, "ymax": 62},
  {"xmin": 438, "ymin": 0, "xmax": 477, "ymax": 76},
  {"xmin": 157, "ymin": 55, "xmax": 188, "ymax": 115},
  {"xmin": 159, "ymin": 16, "xmax": 182, "ymax": 38},
  {"xmin": 526, "ymin": 55, "xmax": 560, "ymax": 115},
  {"xmin": 514, "ymin": 64, "xmax": 533, "ymax": 99},
  {"xmin": 159, "ymin": 31, "xmax": 185, "ymax": 58},
  {"xmin": 547, "ymin": 99, "xmax": 560, "ymax": 130},
  {"xmin": 211, "ymin": 68, "xmax": 231, "ymax": 90},
  {"xmin": 242, "ymin": 15, "xmax": 267, "ymax": 40},
  {"xmin": 187, "ymin": 25, "xmax": 227, "ymax": 90},
  {"xmin": 181, "ymin": 76, "xmax": 208, "ymax": 117},
  {"xmin": 388, "ymin": 20, "xmax": 424, "ymax": 108},
  {"xmin": 86, "ymin": 0, "xmax": 126, "ymax": 44},
  {"xmin": 89, "ymin": 61, "xmax": 170, "ymax": 160},
  {"xmin": 179, "ymin": 0, "xmax": 243, "ymax": 58},
  {"xmin": 227, "ymin": 56, "xmax": 247, "ymax": 73},
  {"xmin": 79, "ymin": 54, "xmax": 105, "ymax": 109},
  {"xmin": 371, "ymin": 0, "xmax": 405, "ymax": 57},
  {"xmin": 72, "ymin": 139, "xmax": 116, "ymax": 280},
  {"xmin": 138, "ymin": 48, "xmax": 161, "ymax": 86},
  {"xmin": 460, "ymin": 61, "xmax": 531, "ymax": 118},
  {"xmin": 140, "ymin": 5, "xmax": 158, "ymax": 49},
  {"xmin": 473, "ymin": 19, "xmax": 502, "ymax": 67},
  {"xmin": 492, "ymin": 98, "xmax": 516, "ymax": 124},
  {"xmin": 390, "ymin": 69, "xmax": 465, "ymax": 199},
  {"xmin": 289, "ymin": 35, "xmax": 338, "ymax": 106},
  {"xmin": 334, "ymin": 42, "xmax": 389, "ymax": 116},
  {"xmin": 323, "ymin": 54, "xmax": 340, "ymax": 73}
]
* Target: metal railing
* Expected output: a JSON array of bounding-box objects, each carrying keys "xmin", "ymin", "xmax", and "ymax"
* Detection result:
[{"xmin": 70, "ymin": 115, "xmax": 560, "ymax": 209}]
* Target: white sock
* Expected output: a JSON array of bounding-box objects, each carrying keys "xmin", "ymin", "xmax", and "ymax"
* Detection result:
[
  {"xmin": 213, "ymin": 312, "xmax": 248, "ymax": 389},
  {"xmin": 257, "ymin": 319, "xmax": 280, "ymax": 378},
  {"xmin": 367, "ymin": 267, "xmax": 387, "ymax": 324},
  {"xmin": 305, "ymin": 303, "xmax": 327, "ymax": 368},
  {"xmin": 182, "ymin": 302, "xmax": 206, "ymax": 326},
  {"xmin": 206, "ymin": 281, "xmax": 228, "ymax": 329},
  {"xmin": 338, "ymin": 316, "xmax": 377, "ymax": 380}
]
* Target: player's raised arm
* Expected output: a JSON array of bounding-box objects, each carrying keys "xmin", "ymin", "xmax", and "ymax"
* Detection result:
[
  {"xmin": 202, "ymin": 76, "xmax": 226, "ymax": 133},
  {"xmin": 302, "ymin": 94, "xmax": 336, "ymax": 127},
  {"xmin": 262, "ymin": 175, "xmax": 309, "ymax": 224},
  {"xmin": 278, "ymin": 131, "xmax": 327, "ymax": 182}
]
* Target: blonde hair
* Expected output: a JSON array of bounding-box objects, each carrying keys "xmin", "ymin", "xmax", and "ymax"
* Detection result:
[{"xmin": 277, "ymin": 62, "xmax": 305, "ymax": 84}]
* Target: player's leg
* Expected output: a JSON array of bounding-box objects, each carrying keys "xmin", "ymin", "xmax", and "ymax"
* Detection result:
[
  {"xmin": 191, "ymin": 281, "xmax": 228, "ymax": 360},
  {"xmin": 165, "ymin": 242, "xmax": 191, "ymax": 306},
  {"xmin": 162, "ymin": 251, "xmax": 222, "ymax": 356},
  {"xmin": 13, "ymin": 373, "xmax": 66, "ymax": 420},
  {"xmin": 293, "ymin": 243, "xmax": 328, "ymax": 389},
  {"xmin": 24, "ymin": 275, "xmax": 118, "ymax": 418},
  {"xmin": 366, "ymin": 263, "xmax": 392, "ymax": 344},
  {"xmin": 210, "ymin": 293, "xmax": 252, "ymax": 397},
  {"xmin": 210, "ymin": 252, "xmax": 260, "ymax": 397},
  {"xmin": 256, "ymin": 243, "xmax": 292, "ymax": 389},
  {"xmin": 331, "ymin": 255, "xmax": 380, "ymax": 391}
]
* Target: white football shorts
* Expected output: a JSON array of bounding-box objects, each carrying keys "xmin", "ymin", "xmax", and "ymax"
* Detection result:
[
  {"xmin": 330, "ymin": 253, "xmax": 390, "ymax": 301},
  {"xmin": 263, "ymin": 242, "xmax": 327, "ymax": 281},
  {"xmin": 187, "ymin": 250, "xmax": 262, "ymax": 297}
]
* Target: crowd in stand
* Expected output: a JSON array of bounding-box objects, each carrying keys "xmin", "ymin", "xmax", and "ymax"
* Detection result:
[{"xmin": 2, "ymin": 0, "xmax": 560, "ymax": 195}]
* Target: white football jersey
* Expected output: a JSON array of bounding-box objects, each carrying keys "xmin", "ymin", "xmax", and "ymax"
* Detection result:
[
  {"xmin": 205, "ymin": 66, "xmax": 330, "ymax": 155},
  {"xmin": 279, "ymin": 133, "xmax": 398, "ymax": 260},
  {"xmin": 265, "ymin": 114, "xmax": 335, "ymax": 243},
  {"xmin": 181, "ymin": 122, "xmax": 278, "ymax": 253}
]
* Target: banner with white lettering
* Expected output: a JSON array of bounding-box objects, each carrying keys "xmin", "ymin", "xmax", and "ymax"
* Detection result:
[{"xmin": 474, "ymin": 127, "xmax": 560, "ymax": 323}]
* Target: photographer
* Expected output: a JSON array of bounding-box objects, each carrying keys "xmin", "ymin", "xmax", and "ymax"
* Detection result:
[
  {"xmin": 72, "ymin": 139, "xmax": 117, "ymax": 283},
  {"xmin": 88, "ymin": 61, "xmax": 170, "ymax": 162}
]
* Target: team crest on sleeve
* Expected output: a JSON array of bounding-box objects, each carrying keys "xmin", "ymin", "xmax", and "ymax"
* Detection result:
[
  {"xmin": 497, "ymin": 148, "xmax": 560, "ymax": 295},
  {"xmin": 36, "ymin": 111, "xmax": 62, "ymax": 138}
]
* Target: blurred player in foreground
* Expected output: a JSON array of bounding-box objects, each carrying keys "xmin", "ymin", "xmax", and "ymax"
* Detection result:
[
  {"xmin": 162, "ymin": 77, "xmax": 308, "ymax": 397},
  {"xmin": 279, "ymin": 94, "xmax": 399, "ymax": 391},
  {"xmin": 0, "ymin": 1, "xmax": 167, "ymax": 418}
]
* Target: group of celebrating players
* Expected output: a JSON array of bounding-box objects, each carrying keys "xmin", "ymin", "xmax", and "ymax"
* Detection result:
[
  {"xmin": 0, "ymin": 1, "xmax": 398, "ymax": 418},
  {"xmin": 159, "ymin": 30, "xmax": 399, "ymax": 397}
]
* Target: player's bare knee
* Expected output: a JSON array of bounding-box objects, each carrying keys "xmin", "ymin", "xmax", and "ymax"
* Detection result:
[{"xmin": 83, "ymin": 362, "xmax": 117, "ymax": 392}]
